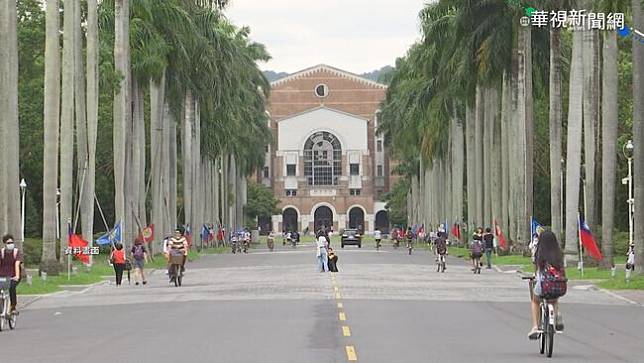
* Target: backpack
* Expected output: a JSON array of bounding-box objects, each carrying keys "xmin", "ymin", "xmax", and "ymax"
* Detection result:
[
  {"xmin": 471, "ymin": 240, "xmax": 482, "ymax": 255},
  {"xmin": 133, "ymin": 244, "xmax": 145, "ymax": 260},
  {"xmin": 1, "ymin": 248, "xmax": 26, "ymax": 280},
  {"xmin": 540, "ymin": 264, "xmax": 568, "ymax": 299}
]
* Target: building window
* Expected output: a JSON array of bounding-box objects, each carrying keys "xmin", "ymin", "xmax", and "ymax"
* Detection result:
[
  {"xmin": 286, "ymin": 189, "xmax": 297, "ymax": 197},
  {"xmin": 349, "ymin": 189, "xmax": 361, "ymax": 196},
  {"xmin": 304, "ymin": 131, "xmax": 342, "ymax": 186},
  {"xmin": 286, "ymin": 164, "xmax": 296, "ymax": 176},
  {"xmin": 315, "ymin": 83, "xmax": 329, "ymax": 98},
  {"xmin": 350, "ymin": 163, "xmax": 359, "ymax": 176},
  {"xmin": 377, "ymin": 165, "xmax": 383, "ymax": 177},
  {"xmin": 263, "ymin": 167, "xmax": 269, "ymax": 178},
  {"xmin": 377, "ymin": 140, "xmax": 382, "ymax": 152}
]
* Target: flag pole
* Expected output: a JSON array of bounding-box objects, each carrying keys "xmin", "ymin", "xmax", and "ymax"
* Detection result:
[
  {"xmin": 578, "ymin": 212, "xmax": 584, "ymax": 277},
  {"xmin": 67, "ymin": 219, "xmax": 72, "ymax": 281}
]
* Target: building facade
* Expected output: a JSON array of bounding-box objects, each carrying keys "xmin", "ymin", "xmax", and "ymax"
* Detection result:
[{"xmin": 257, "ymin": 65, "xmax": 398, "ymax": 234}]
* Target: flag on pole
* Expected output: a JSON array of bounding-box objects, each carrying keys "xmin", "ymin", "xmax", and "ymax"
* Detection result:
[
  {"xmin": 494, "ymin": 219, "xmax": 508, "ymax": 251},
  {"xmin": 96, "ymin": 222, "xmax": 122, "ymax": 245},
  {"xmin": 69, "ymin": 234, "xmax": 90, "ymax": 264},
  {"xmin": 136, "ymin": 224, "xmax": 154, "ymax": 244},
  {"xmin": 450, "ymin": 223, "xmax": 461, "ymax": 240},
  {"xmin": 578, "ymin": 216, "xmax": 603, "ymax": 260},
  {"xmin": 531, "ymin": 217, "xmax": 545, "ymax": 239}
]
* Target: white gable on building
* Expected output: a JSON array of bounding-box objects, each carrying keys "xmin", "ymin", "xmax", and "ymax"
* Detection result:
[{"xmin": 277, "ymin": 106, "xmax": 368, "ymax": 152}]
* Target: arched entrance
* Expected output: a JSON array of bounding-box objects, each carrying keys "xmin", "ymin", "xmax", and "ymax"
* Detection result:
[
  {"xmin": 375, "ymin": 210, "xmax": 389, "ymax": 234},
  {"xmin": 348, "ymin": 207, "xmax": 365, "ymax": 231},
  {"xmin": 258, "ymin": 216, "xmax": 271, "ymax": 235},
  {"xmin": 314, "ymin": 206, "xmax": 333, "ymax": 231},
  {"xmin": 282, "ymin": 208, "xmax": 298, "ymax": 232}
]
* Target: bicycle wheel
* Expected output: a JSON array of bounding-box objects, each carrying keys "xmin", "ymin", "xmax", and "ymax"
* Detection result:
[
  {"xmin": 177, "ymin": 274, "xmax": 183, "ymax": 287},
  {"xmin": 442, "ymin": 262, "xmax": 446, "ymax": 273},
  {"xmin": 539, "ymin": 307, "xmax": 546, "ymax": 354},
  {"xmin": 0, "ymin": 298, "xmax": 5, "ymax": 332},
  {"xmin": 546, "ymin": 323, "xmax": 554, "ymax": 357},
  {"xmin": 8, "ymin": 310, "xmax": 16, "ymax": 330},
  {"xmin": 171, "ymin": 265, "xmax": 179, "ymax": 287}
]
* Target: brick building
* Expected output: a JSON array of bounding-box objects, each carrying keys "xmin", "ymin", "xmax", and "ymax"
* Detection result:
[{"xmin": 256, "ymin": 64, "xmax": 398, "ymax": 235}]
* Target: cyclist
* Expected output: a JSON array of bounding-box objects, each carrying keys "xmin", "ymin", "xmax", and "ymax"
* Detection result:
[
  {"xmin": 528, "ymin": 230, "xmax": 565, "ymax": 339},
  {"xmin": 0, "ymin": 234, "xmax": 22, "ymax": 314},
  {"xmin": 166, "ymin": 228, "xmax": 188, "ymax": 277},
  {"xmin": 374, "ymin": 228, "xmax": 382, "ymax": 249},
  {"xmin": 405, "ymin": 227, "xmax": 414, "ymax": 249},
  {"xmin": 434, "ymin": 233, "xmax": 448, "ymax": 270}
]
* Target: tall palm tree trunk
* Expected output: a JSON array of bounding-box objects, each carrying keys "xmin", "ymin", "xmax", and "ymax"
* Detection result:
[
  {"xmin": 74, "ymin": 0, "xmax": 88, "ymax": 240},
  {"xmin": 564, "ymin": 27, "xmax": 584, "ymax": 264},
  {"xmin": 549, "ymin": 28, "xmax": 563, "ymax": 242},
  {"xmin": 474, "ymin": 86, "xmax": 484, "ymax": 227},
  {"xmin": 491, "ymin": 91, "xmax": 502, "ymax": 231},
  {"xmin": 501, "ymin": 72, "xmax": 511, "ymax": 236},
  {"xmin": 169, "ymin": 118, "xmax": 177, "ymax": 232},
  {"xmin": 483, "ymin": 88, "xmax": 492, "ymax": 227},
  {"xmin": 518, "ymin": 24, "xmax": 533, "ymax": 245},
  {"xmin": 632, "ymin": 0, "xmax": 644, "ymax": 273},
  {"xmin": 0, "ymin": 0, "xmax": 21, "ymax": 243},
  {"xmin": 509, "ymin": 50, "xmax": 520, "ymax": 242},
  {"xmin": 465, "ymin": 103, "xmax": 476, "ymax": 231},
  {"xmin": 582, "ymin": 20, "xmax": 597, "ymax": 228},
  {"xmin": 136, "ymin": 85, "xmax": 146, "ymax": 227},
  {"xmin": 82, "ymin": 0, "xmax": 99, "ymax": 248},
  {"xmin": 60, "ymin": 0, "xmax": 76, "ymax": 256},
  {"xmin": 150, "ymin": 74, "xmax": 165, "ymax": 249},
  {"xmin": 113, "ymin": 0, "xmax": 129, "ymax": 244},
  {"xmin": 601, "ymin": 29, "xmax": 618, "ymax": 268},
  {"xmin": 452, "ymin": 118, "xmax": 464, "ymax": 225},
  {"xmin": 183, "ymin": 90, "xmax": 194, "ymax": 229},
  {"xmin": 41, "ymin": 0, "xmax": 62, "ymax": 274}
]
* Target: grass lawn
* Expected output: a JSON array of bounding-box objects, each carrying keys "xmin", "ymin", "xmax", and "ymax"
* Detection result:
[
  {"xmin": 597, "ymin": 275, "xmax": 644, "ymax": 290},
  {"xmin": 18, "ymin": 246, "xmax": 229, "ymax": 295}
]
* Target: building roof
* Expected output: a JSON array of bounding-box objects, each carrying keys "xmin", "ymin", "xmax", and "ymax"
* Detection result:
[
  {"xmin": 270, "ymin": 64, "xmax": 388, "ymax": 89},
  {"xmin": 275, "ymin": 105, "xmax": 370, "ymax": 123}
]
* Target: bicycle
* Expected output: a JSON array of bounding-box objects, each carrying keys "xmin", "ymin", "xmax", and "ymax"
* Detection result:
[
  {"xmin": 436, "ymin": 253, "xmax": 447, "ymax": 273},
  {"xmin": 0, "ymin": 277, "xmax": 18, "ymax": 331},
  {"xmin": 522, "ymin": 275, "xmax": 560, "ymax": 358},
  {"xmin": 375, "ymin": 239, "xmax": 381, "ymax": 251},
  {"xmin": 407, "ymin": 240, "xmax": 413, "ymax": 255},
  {"xmin": 168, "ymin": 253, "xmax": 184, "ymax": 287}
]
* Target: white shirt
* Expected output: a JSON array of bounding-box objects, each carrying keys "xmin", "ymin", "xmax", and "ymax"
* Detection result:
[
  {"xmin": 374, "ymin": 231, "xmax": 382, "ymax": 239},
  {"xmin": 316, "ymin": 236, "xmax": 327, "ymax": 248}
]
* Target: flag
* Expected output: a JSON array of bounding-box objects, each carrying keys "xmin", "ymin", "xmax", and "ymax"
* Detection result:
[
  {"xmin": 418, "ymin": 224, "xmax": 425, "ymax": 238},
  {"xmin": 579, "ymin": 216, "xmax": 603, "ymax": 260},
  {"xmin": 494, "ymin": 219, "xmax": 507, "ymax": 251},
  {"xmin": 69, "ymin": 234, "xmax": 90, "ymax": 264},
  {"xmin": 136, "ymin": 224, "xmax": 154, "ymax": 244},
  {"xmin": 96, "ymin": 222, "xmax": 122, "ymax": 245},
  {"xmin": 531, "ymin": 217, "xmax": 545, "ymax": 239},
  {"xmin": 450, "ymin": 223, "xmax": 461, "ymax": 240}
]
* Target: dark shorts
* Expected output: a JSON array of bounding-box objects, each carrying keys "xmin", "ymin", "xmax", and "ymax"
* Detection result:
[
  {"xmin": 471, "ymin": 252, "xmax": 482, "ymax": 259},
  {"xmin": 134, "ymin": 258, "xmax": 145, "ymax": 269}
]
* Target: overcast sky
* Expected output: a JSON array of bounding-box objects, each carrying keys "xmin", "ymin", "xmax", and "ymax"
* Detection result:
[{"xmin": 225, "ymin": 0, "xmax": 424, "ymax": 74}]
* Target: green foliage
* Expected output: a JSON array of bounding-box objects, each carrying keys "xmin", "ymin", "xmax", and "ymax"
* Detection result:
[
  {"xmin": 245, "ymin": 182, "xmax": 279, "ymax": 222},
  {"xmin": 383, "ymin": 179, "xmax": 409, "ymax": 227}
]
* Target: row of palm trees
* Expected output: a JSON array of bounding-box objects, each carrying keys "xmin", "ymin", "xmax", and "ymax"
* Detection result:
[
  {"xmin": 379, "ymin": 0, "xmax": 643, "ymax": 272},
  {"xmin": 1, "ymin": 0, "xmax": 271, "ymax": 274}
]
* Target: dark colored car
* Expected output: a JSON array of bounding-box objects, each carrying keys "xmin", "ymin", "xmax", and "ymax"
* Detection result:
[{"xmin": 341, "ymin": 229, "xmax": 362, "ymax": 248}]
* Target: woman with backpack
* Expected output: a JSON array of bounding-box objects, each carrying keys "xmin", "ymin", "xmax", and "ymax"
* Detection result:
[
  {"xmin": 131, "ymin": 238, "xmax": 148, "ymax": 285},
  {"xmin": 528, "ymin": 230, "xmax": 566, "ymax": 339},
  {"xmin": 470, "ymin": 227, "xmax": 484, "ymax": 272}
]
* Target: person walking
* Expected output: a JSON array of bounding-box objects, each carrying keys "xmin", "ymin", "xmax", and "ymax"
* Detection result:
[
  {"xmin": 328, "ymin": 247, "xmax": 339, "ymax": 272},
  {"xmin": 483, "ymin": 227, "xmax": 494, "ymax": 269},
  {"xmin": 0, "ymin": 234, "xmax": 22, "ymax": 313},
  {"xmin": 110, "ymin": 243, "xmax": 126, "ymax": 286},
  {"xmin": 471, "ymin": 227, "xmax": 484, "ymax": 271},
  {"xmin": 131, "ymin": 238, "xmax": 148, "ymax": 285},
  {"xmin": 316, "ymin": 231, "xmax": 329, "ymax": 272}
]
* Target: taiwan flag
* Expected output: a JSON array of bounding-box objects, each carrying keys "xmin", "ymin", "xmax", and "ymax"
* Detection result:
[
  {"xmin": 494, "ymin": 219, "xmax": 507, "ymax": 251},
  {"xmin": 450, "ymin": 223, "xmax": 461, "ymax": 240},
  {"xmin": 579, "ymin": 216, "xmax": 603, "ymax": 260}
]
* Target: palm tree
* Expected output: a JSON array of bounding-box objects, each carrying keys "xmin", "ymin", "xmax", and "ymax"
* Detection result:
[
  {"xmin": 41, "ymin": 0, "xmax": 61, "ymax": 274},
  {"xmin": 633, "ymin": 0, "xmax": 644, "ymax": 273},
  {"xmin": 0, "ymin": 0, "xmax": 21, "ymax": 243},
  {"xmin": 564, "ymin": 25, "xmax": 584, "ymax": 264},
  {"xmin": 549, "ymin": 27, "xmax": 563, "ymax": 241},
  {"xmin": 601, "ymin": 16, "xmax": 618, "ymax": 268}
]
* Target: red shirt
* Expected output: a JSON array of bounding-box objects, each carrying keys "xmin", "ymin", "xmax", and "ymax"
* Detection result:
[
  {"xmin": 112, "ymin": 249, "xmax": 125, "ymax": 264},
  {"xmin": 0, "ymin": 248, "xmax": 22, "ymax": 278}
]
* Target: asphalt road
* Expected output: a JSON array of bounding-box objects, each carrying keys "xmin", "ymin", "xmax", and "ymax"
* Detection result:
[{"xmin": 4, "ymin": 243, "xmax": 644, "ymax": 363}]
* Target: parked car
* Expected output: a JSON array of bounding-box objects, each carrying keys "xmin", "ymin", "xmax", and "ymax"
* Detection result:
[{"xmin": 341, "ymin": 229, "xmax": 362, "ymax": 248}]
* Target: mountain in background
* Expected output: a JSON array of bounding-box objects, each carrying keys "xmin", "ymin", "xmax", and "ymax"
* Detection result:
[
  {"xmin": 263, "ymin": 70, "xmax": 290, "ymax": 82},
  {"xmin": 263, "ymin": 65, "xmax": 395, "ymax": 85}
]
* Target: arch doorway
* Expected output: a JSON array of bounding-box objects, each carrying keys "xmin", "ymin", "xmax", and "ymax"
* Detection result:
[
  {"xmin": 282, "ymin": 208, "xmax": 298, "ymax": 232},
  {"xmin": 375, "ymin": 210, "xmax": 389, "ymax": 234},
  {"xmin": 348, "ymin": 207, "xmax": 365, "ymax": 231},
  {"xmin": 314, "ymin": 206, "xmax": 333, "ymax": 231}
]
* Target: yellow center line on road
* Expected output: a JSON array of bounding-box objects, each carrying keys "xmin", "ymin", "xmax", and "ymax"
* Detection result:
[
  {"xmin": 339, "ymin": 312, "xmax": 347, "ymax": 321},
  {"xmin": 346, "ymin": 346, "xmax": 358, "ymax": 361},
  {"xmin": 337, "ymin": 302, "xmax": 343, "ymax": 308},
  {"xmin": 342, "ymin": 326, "xmax": 351, "ymax": 336},
  {"xmin": 335, "ymin": 292, "xmax": 342, "ymax": 299},
  {"xmin": 334, "ymin": 286, "xmax": 339, "ymax": 292}
]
